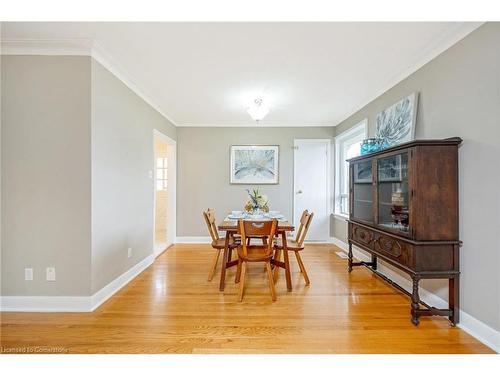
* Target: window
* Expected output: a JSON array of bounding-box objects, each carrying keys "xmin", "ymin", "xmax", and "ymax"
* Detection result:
[
  {"xmin": 156, "ymin": 157, "xmax": 168, "ymax": 191},
  {"xmin": 334, "ymin": 120, "xmax": 367, "ymax": 216}
]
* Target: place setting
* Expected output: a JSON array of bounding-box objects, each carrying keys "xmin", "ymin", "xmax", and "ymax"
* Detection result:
[{"xmin": 226, "ymin": 189, "xmax": 286, "ymax": 221}]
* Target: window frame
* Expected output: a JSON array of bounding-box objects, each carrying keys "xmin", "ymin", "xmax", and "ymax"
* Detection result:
[
  {"xmin": 334, "ymin": 119, "xmax": 368, "ymax": 217},
  {"xmin": 156, "ymin": 157, "xmax": 168, "ymax": 191}
]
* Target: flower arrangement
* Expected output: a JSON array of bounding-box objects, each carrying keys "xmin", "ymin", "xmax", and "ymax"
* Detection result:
[{"xmin": 244, "ymin": 189, "xmax": 269, "ymax": 213}]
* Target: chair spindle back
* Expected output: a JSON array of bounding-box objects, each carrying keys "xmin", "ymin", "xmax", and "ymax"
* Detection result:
[
  {"xmin": 294, "ymin": 210, "xmax": 314, "ymax": 246},
  {"xmin": 237, "ymin": 219, "xmax": 278, "ymax": 257},
  {"xmin": 203, "ymin": 208, "xmax": 219, "ymax": 242}
]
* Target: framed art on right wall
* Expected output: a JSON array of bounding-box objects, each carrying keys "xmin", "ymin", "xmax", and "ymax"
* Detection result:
[{"xmin": 376, "ymin": 92, "xmax": 419, "ymax": 147}]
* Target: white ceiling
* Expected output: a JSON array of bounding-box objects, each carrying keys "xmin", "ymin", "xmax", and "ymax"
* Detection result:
[{"xmin": 1, "ymin": 22, "xmax": 481, "ymax": 127}]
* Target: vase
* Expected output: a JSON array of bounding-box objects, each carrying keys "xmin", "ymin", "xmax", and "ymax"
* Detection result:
[{"xmin": 252, "ymin": 206, "xmax": 262, "ymax": 215}]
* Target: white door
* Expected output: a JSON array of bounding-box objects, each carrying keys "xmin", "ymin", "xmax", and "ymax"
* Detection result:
[{"xmin": 294, "ymin": 139, "xmax": 330, "ymax": 241}]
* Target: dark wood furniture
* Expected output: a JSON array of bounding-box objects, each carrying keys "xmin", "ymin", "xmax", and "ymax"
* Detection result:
[
  {"xmin": 218, "ymin": 219, "xmax": 295, "ymax": 292},
  {"xmin": 346, "ymin": 137, "xmax": 462, "ymax": 326}
]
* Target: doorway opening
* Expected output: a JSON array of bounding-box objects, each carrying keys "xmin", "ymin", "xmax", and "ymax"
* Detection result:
[{"xmin": 153, "ymin": 130, "xmax": 176, "ymax": 257}]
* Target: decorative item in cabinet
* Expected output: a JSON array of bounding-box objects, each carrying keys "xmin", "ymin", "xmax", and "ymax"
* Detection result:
[
  {"xmin": 347, "ymin": 137, "xmax": 462, "ymax": 326},
  {"xmin": 353, "ymin": 160, "xmax": 372, "ymax": 183},
  {"xmin": 378, "ymin": 154, "xmax": 404, "ymax": 182}
]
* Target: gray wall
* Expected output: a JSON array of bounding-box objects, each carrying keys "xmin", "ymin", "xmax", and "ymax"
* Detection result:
[
  {"xmin": 332, "ymin": 23, "xmax": 500, "ymax": 330},
  {"xmin": 1, "ymin": 56, "xmax": 92, "ymax": 296},
  {"xmin": 90, "ymin": 59, "xmax": 176, "ymax": 293},
  {"xmin": 177, "ymin": 126, "xmax": 333, "ymax": 236},
  {"xmin": 1, "ymin": 55, "xmax": 176, "ymax": 297}
]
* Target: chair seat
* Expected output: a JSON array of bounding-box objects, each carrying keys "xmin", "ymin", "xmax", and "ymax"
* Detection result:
[
  {"xmin": 211, "ymin": 237, "xmax": 239, "ymax": 249},
  {"xmin": 274, "ymin": 238, "xmax": 304, "ymax": 251},
  {"xmin": 237, "ymin": 246, "xmax": 274, "ymax": 262}
]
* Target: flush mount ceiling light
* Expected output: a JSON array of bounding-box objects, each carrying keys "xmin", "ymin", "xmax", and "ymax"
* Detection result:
[{"xmin": 246, "ymin": 98, "xmax": 270, "ymax": 123}]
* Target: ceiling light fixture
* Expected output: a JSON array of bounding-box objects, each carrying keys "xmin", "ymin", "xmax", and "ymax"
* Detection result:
[{"xmin": 246, "ymin": 98, "xmax": 269, "ymax": 123}]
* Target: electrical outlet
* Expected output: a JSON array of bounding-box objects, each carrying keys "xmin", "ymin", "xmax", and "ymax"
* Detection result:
[
  {"xmin": 46, "ymin": 267, "xmax": 56, "ymax": 281},
  {"xmin": 24, "ymin": 268, "xmax": 33, "ymax": 281},
  {"xmin": 127, "ymin": 248, "xmax": 132, "ymax": 258}
]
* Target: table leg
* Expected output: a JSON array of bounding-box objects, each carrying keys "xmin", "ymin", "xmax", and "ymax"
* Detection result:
[
  {"xmin": 219, "ymin": 231, "xmax": 230, "ymax": 292},
  {"xmin": 272, "ymin": 249, "xmax": 281, "ymax": 282},
  {"xmin": 281, "ymin": 232, "xmax": 292, "ymax": 292}
]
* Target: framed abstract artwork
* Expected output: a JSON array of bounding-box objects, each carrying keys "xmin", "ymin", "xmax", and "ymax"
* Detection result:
[
  {"xmin": 376, "ymin": 92, "xmax": 419, "ymax": 147},
  {"xmin": 230, "ymin": 145, "xmax": 279, "ymax": 184}
]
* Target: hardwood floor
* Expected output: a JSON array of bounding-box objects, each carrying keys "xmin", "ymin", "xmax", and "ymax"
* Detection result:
[{"xmin": 0, "ymin": 244, "xmax": 493, "ymax": 354}]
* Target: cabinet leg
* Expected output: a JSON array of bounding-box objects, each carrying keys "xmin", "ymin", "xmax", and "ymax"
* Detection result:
[
  {"xmin": 449, "ymin": 276, "xmax": 459, "ymax": 326},
  {"xmin": 348, "ymin": 242, "xmax": 353, "ymax": 273},
  {"xmin": 372, "ymin": 254, "xmax": 378, "ymax": 271},
  {"xmin": 411, "ymin": 275, "xmax": 420, "ymax": 326}
]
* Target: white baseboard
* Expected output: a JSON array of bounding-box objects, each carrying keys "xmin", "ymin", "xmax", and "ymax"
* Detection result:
[
  {"xmin": 0, "ymin": 296, "xmax": 91, "ymax": 312},
  {"xmin": 0, "ymin": 254, "xmax": 154, "ymax": 313},
  {"xmin": 175, "ymin": 237, "xmax": 335, "ymax": 244},
  {"xmin": 305, "ymin": 238, "xmax": 335, "ymax": 244},
  {"xmin": 331, "ymin": 237, "xmax": 499, "ymax": 353},
  {"xmin": 90, "ymin": 254, "xmax": 154, "ymax": 311},
  {"xmin": 175, "ymin": 236, "xmax": 211, "ymax": 243}
]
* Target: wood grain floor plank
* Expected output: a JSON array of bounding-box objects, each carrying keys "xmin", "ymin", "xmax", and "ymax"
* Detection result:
[{"xmin": 0, "ymin": 244, "xmax": 493, "ymax": 354}]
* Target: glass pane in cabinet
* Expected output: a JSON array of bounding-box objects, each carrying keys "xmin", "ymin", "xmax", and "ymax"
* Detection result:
[
  {"xmin": 377, "ymin": 153, "xmax": 410, "ymax": 234},
  {"xmin": 352, "ymin": 160, "xmax": 373, "ymax": 223}
]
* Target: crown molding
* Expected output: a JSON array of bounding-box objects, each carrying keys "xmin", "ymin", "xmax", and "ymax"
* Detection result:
[
  {"xmin": 0, "ymin": 23, "xmax": 484, "ymax": 128},
  {"xmin": 1, "ymin": 38, "xmax": 93, "ymax": 55},
  {"xmin": 1, "ymin": 38, "xmax": 178, "ymax": 126},
  {"xmin": 175, "ymin": 123, "xmax": 336, "ymax": 127}
]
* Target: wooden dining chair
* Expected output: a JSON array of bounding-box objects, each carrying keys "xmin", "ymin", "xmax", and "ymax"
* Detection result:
[
  {"xmin": 203, "ymin": 208, "xmax": 239, "ymax": 281},
  {"xmin": 235, "ymin": 219, "xmax": 278, "ymax": 302},
  {"xmin": 273, "ymin": 210, "xmax": 314, "ymax": 285}
]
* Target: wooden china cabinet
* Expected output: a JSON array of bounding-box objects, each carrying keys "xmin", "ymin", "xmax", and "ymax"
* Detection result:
[{"xmin": 346, "ymin": 137, "xmax": 462, "ymax": 326}]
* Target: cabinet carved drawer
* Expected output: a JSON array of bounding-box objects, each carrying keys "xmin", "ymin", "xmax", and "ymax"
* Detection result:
[
  {"xmin": 372, "ymin": 233, "xmax": 414, "ymax": 269},
  {"xmin": 351, "ymin": 225, "xmax": 374, "ymax": 248}
]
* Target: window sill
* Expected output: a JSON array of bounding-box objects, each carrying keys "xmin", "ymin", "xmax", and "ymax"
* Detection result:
[{"xmin": 332, "ymin": 213, "xmax": 349, "ymax": 220}]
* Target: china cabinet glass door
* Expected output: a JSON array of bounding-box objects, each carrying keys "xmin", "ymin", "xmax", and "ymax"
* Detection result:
[
  {"xmin": 376, "ymin": 152, "xmax": 410, "ymax": 235},
  {"xmin": 351, "ymin": 160, "xmax": 374, "ymax": 224}
]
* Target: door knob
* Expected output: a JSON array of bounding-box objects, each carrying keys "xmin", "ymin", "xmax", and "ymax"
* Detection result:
[{"xmin": 296, "ymin": 190, "xmax": 303, "ymax": 194}]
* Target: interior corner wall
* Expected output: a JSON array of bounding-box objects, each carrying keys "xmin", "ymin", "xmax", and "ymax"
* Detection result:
[
  {"xmin": 90, "ymin": 58, "xmax": 176, "ymax": 293},
  {"xmin": 332, "ymin": 23, "xmax": 500, "ymax": 331},
  {"xmin": 1, "ymin": 55, "xmax": 92, "ymax": 296}
]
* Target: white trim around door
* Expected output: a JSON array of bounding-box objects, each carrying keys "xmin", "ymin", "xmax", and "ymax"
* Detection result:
[{"xmin": 153, "ymin": 129, "xmax": 177, "ymax": 257}]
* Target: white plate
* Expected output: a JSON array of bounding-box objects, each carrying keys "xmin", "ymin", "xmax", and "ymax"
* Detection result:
[
  {"xmin": 268, "ymin": 214, "xmax": 285, "ymax": 219},
  {"xmin": 228, "ymin": 215, "xmax": 245, "ymax": 219}
]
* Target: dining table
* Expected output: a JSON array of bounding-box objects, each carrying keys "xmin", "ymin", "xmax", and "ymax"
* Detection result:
[{"xmin": 217, "ymin": 215, "xmax": 295, "ymax": 292}]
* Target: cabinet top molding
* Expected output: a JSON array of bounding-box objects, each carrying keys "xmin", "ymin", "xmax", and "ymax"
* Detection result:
[{"xmin": 346, "ymin": 137, "xmax": 463, "ymax": 163}]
